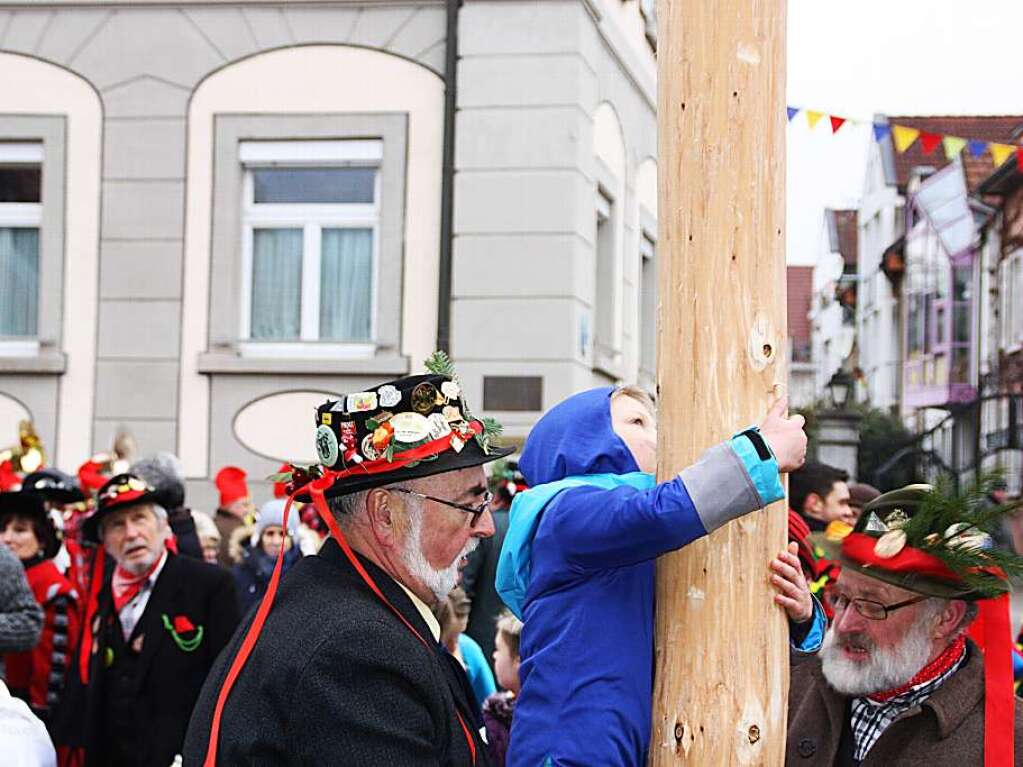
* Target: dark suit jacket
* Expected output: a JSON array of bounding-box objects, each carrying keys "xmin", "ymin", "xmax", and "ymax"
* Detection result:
[
  {"xmin": 81, "ymin": 552, "xmax": 239, "ymax": 767},
  {"xmin": 183, "ymin": 538, "xmax": 491, "ymax": 766},
  {"xmin": 787, "ymin": 641, "xmax": 1023, "ymax": 766}
]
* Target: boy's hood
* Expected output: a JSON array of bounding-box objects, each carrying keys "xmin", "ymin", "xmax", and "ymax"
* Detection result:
[{"xmin": 518, "ymin": 387, "xmax": 639, "ymax": 487}]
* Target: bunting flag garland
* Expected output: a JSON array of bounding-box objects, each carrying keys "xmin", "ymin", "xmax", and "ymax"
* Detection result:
[
  {"xmin": 969, "ymin": 139, "xmax": 989, "ymax": 158},
  {"xmin": 786, "ymin": 106, "xmax": 1022, "ymax": 170},
  {"xmin": 892, "ymin": 125, "xmax": 921, "ymax": 154},
  {"xmin": 942, "ymin": 135, "xmax": 967, "ymax": 160},
  {"xmin": 920, "ymin": 131, "xmax": 943, "ymax": 156},
  {"xmin": 990, "ymin": 143, "xmax": 1015, "ymax": 168}
]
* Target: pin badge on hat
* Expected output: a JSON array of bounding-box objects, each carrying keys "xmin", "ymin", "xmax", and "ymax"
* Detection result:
[
  {"xmin": 410, "ymin": 383, "xmax": 440, "ymax": 414},
  {"xmin": 378, "ymin": 385, "xmax": 402, "ymax": 408},
  {"xmin": 361, "ymin": 434, "xmax": 380, "ymax": 461},
  {"xmin": 427, "ymin": 413, "xmax": 452, "ymax": 440},
  {"xmin": 390, "ymin": 412, "xmax": 431, "ymax": 443},
  {"xmin": 346, "ymin": 392, "xmax": 378, "ymax": 413},
  {"xmin": 315, "ymin": 425, "xmax": 339, "ymax": 466},
  {"xmin": 441, "ymin": 381, "xmax": 461, "ymax": 400}
]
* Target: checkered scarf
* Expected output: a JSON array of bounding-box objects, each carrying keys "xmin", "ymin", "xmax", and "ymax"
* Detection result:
[{"xmin": 848, "ymin": 642, "xmax": 967, "ymax": 761}]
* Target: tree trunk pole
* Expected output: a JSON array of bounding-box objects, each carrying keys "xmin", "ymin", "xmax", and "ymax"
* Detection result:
[{"xmin": 650, "ymin": 1, "xmax": 788, "ymax": 765}]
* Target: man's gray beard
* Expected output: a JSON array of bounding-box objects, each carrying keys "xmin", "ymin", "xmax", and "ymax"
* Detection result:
[
  {"xmin": 398, "ymin": 499, "xmax": 478, "ymax": 603},
  {"xmin": 116, "ymin": 544, "xmax": 161, "ymax": 576},
  {"xmin": 820, "ymin": 616, "xmax": 935, "ymax": 696}
]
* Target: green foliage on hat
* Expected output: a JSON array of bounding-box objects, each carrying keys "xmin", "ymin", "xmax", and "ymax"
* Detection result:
[
  {"xmin": 894, "ymin": 474, "xmax": 1023, "ymax": 598},
  {"xmin": 476, "ymin": 417, "xmax": 504, "ymax": 456},
  {"xmin": 424, "ymin": 350, "xmax": 456, "ymax": 378}
]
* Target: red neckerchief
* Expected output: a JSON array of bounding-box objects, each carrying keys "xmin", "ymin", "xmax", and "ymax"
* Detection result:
[
  {"xmin": 867, "ymin": 635, "xmax": 966, "ymax": 703},
  {"xmin": 112, "ymin": 552, "xmax": 164, "ymax": 612}
]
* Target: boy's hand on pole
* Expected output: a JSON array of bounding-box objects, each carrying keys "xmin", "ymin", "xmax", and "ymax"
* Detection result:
[
  {"xmin": 759, "ymin": 396, "xmax": 807, "ymax": 473},
  {"xmin": 770, "ymin": 542, "xmax": 813, "ymax": 623}
]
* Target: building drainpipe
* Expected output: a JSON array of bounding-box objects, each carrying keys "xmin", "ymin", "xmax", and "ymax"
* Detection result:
[{"xmin": 436, "ymin": 0, "xmax": 460, "ymax": 353}]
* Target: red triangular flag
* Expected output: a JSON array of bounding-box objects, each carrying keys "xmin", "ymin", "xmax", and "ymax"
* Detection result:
[
  {"xmin": 920, "ymin": 131, "xmax": 942, "ymax": 155},
  {"xmin": 829, "ymin": 116, "xmax": 846, "ymax": 133}
]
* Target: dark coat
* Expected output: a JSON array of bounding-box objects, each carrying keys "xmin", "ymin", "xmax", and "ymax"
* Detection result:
[
  {"xmin": 75, "ymin": 552, "xmax": 239, "ymax": 767},
  {"xmin": 231, "ymin": 543, "xmax": 301, "ymax": 614},
  {"xmin": 183, "ymin": 538, "xmax": 491, "ymax": 767},
  {"xmin": 787, "ymin": 641, "xmax": 1023, "ymax": 766}
]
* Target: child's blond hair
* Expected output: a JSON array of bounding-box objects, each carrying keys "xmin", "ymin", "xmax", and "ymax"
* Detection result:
[
  {"xmin": 611, "ymin": 385, "xmax": 656, "ymax": 418},
  {"xmin": 496, "ymin": 610, "xmax": 524, "ymax": 659}
]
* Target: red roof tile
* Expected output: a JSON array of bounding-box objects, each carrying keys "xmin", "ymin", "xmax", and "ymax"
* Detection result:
[{"xmin": 888, "ymin": 116, "xmax": 1023, "ymax": 192}]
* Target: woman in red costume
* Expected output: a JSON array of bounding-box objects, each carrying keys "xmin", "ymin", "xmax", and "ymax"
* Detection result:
[{"xmin": 0, "ymin": 491, "xmax": 80, "ymax": 725}]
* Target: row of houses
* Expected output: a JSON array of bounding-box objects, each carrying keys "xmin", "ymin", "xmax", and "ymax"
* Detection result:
[
  {"xmin": 789, "ymin": 116, "xmax": 1023, "ymax": 494},
  {"xmin": 0, "ymin": 0, "xmax": 660, "ymax": 510}
]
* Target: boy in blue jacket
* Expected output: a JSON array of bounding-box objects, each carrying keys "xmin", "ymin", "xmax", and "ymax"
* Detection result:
[{"xmin": 497, "ymin": 386, "xmax": 821, "ymax": 766}]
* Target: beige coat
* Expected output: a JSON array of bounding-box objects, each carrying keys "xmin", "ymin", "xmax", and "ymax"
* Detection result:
[{"xmin": 787, "ymin": 641, "xmax": 1023, "ymax": 766}]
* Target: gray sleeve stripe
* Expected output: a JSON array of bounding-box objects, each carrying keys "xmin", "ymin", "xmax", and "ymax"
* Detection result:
[{"xmin": 679, "ymin": 442, "xmax": 765, "ymax": 533}]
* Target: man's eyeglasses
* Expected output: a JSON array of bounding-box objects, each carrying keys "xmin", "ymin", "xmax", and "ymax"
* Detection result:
[
  {"xmin": 390, "ymin": 488, "xmax": 493, "ymax": 529},
  {"xmin": 831, "ymin": 593, "xmax": 928, "ymax": 621}
]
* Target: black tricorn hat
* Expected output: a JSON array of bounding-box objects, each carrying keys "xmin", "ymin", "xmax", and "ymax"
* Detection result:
[
  {"xmin": 21, "ymin": 468, "xmax": 86, "ymax": 504},
  {"xmin": 289, "ymin": 356, "xmax": 512, "ymax": 500},
  {"xmin": 822, "ymin": 483, "xmax": 1017, "ymax": 600},
  {"xmin": 80, "ymin": 472, "xmax": 164, "ymax": 543}
]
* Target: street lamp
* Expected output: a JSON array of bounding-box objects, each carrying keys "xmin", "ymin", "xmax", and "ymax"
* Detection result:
[{"xmin": 826, "ymin": 370, "xmax": 854, "ymax": 411}]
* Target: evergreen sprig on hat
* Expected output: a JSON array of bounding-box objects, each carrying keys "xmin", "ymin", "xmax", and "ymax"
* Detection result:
[{"xmin": 855, "ymin": 475, "xmax": 1023, "ymax": 599}]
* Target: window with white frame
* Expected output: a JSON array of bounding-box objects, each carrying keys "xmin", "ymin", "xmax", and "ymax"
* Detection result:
[
  {"xmin": 1003, "ymin": 250, "xmax": 1023, "ymax": 350},
  {"xmin": 0, "ymin": 143, "xmax": 41, "ymax": 340},
  {"xmin": 239, "ymin": 140, "xmax": 380, "ymax": 351},
  {"xmin": 639, "ymin": 233, "xmax": 657, "ymax": 381},
  {"xmin": 594, "ymin": 187, "xmax": 620, "ymax": 371}
]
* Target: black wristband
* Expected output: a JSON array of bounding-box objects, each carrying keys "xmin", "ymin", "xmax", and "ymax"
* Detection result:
[{"xmin": 741, "ymin": 428, "xmax": 772, "ymax": 462}]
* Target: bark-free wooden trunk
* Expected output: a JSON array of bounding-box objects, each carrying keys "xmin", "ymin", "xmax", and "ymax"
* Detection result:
[{"xmin": 650, "ymin": 1, "xmax": 789, "ymax": 764}]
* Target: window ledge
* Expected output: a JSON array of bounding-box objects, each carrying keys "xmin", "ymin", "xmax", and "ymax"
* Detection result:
[
  {"xmin": 197, "ymin": 352, "xmax": 409, "ymax": 376},
  {"xmin": 0, "ymin": 349, "xmax": 67, "ymax": 375}
]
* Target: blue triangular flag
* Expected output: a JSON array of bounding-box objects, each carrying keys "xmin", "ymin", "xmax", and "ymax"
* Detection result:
[
  {"xmin": 787, "ymin": 106, "xmax": 799, "ymax": 122},
  {"xmin": 872, "ymin": 123, "xmax": 891, "ymax": 142},
  {"xmin": 968, "ymin": 139, "xmax": 988, "ymax": 158}
]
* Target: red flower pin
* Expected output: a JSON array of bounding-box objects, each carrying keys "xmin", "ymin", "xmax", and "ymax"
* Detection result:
[{"xmin": 173, "ymin": 615, "xmax": 196, "ymax": 634}]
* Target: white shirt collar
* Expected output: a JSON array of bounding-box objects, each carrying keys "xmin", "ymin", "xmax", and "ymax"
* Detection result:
[{"xmin": 397, "ymin": 582, "xmax": 441, "ymax": 643}]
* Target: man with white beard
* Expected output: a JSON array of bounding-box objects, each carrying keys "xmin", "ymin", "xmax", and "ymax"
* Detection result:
[
  {"xmin": 185, "ymin": 358, "xmax": 513, "ymax": 766},
  {"xmin": 787, "ymin": 484, "xmax": 1023, "ymax": 766}
]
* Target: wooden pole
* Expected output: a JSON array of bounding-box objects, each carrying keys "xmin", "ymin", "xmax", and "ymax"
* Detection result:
[{"xmin": 650, "ymin": 1, "xmax": 788, "ymax": 765}]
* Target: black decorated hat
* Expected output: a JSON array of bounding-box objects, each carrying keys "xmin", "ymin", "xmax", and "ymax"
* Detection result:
[
  {"xmin": 821, "ymin": 482, "xmax": 1023, "ymax": 600},
  {"xmin": 288, "ymin": 353, "xmax": 512, "ymax": 500},
  {"xmin": 0, "ymin": 491, "xmax": 60, "ymax": 558},
  {"xmin": 21, "ymin": 468, "xmax": 86, "ymax": 504},
  {"xmin": 80, "ymin": 472, "xmax": 164, "ymax": 543}
]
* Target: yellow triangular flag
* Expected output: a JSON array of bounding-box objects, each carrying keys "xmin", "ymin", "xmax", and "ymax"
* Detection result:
[
  {"xmin": 892, "ymin": 124, "xmax": 920, "ymax": 154},
  {"xmin": 806, "ymin": 110, "xmax": 824, "ymax": 130},
  {"xmin": 990, "ymin": 142, "xmax": 1015, "ymax": 167},
  {"xmin": 942, "ymin": 136, "xmax": 967, "ymax": 160}
]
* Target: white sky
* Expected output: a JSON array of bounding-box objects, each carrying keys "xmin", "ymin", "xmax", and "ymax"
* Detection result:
[{"xmin": 786, "ymin": 0, "xmax": 1023, "ymax": 265}]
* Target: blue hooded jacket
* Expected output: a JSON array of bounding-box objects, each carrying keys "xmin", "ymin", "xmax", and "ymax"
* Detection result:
[{"xmin": 497, "ymin": 387, "xmax": 820, "ymax": 767}]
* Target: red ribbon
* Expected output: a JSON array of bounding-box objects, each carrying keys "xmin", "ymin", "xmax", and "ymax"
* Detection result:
[
  {"xmin": 969, "ymin": 594, "xmax": 1014, "ymax": 767},
  {"xmin": 842, "ymin": 532, "xmax": 962, "ymax": 582},
  {"xmin": 203, "ymin": 436, "xmax": 481, "ymax": 767}
]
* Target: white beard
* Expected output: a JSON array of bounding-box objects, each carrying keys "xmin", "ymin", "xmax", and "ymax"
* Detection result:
[
  {"xmin": 399, "ymin": 501, "xmax": 478, "ymax": 603},
  {"xmin": 820, "ymin": 617, "xmax": 936, "ymax": 696}
]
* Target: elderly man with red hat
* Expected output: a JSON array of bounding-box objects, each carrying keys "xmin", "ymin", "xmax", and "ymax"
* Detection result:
[
  {"xmin": 213, "ymin": 465, "xmax": 254, "ymax": 567},
  {"xmin": 71, "ymin": 473, "xmax": 239, "ymax": 767},
  {"xmin": 185, "ymin": 354, "xmax": 511, "ymax": 766},
  {"xmin": 787, "ymin": 483, "xmax": 1023, "ymax": 766}
]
